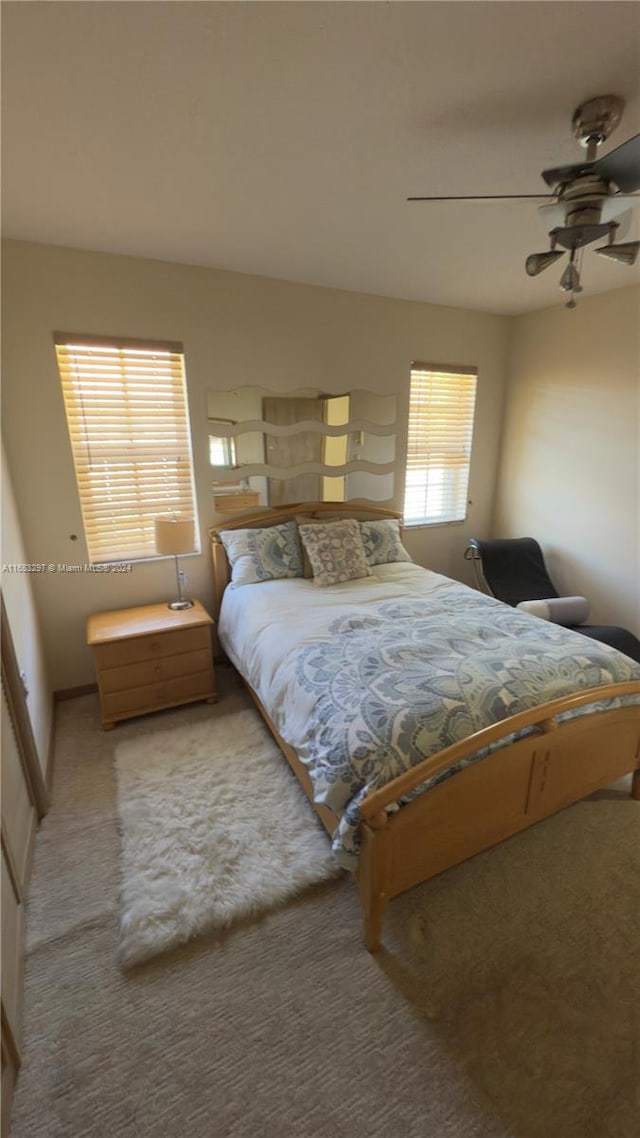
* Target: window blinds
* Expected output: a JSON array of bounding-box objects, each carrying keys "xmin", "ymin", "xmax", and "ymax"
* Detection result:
[
  {"xmin": 403, "ymin": 364, "xmax": 478, "ymax": 526},
  {"xmin": 55, "ymin": 335, "xmax": 198, "ymax": 563}
]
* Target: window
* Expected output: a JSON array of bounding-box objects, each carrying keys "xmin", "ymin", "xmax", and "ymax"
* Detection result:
[
  {"xmin": 208, "ymin": 420, "xmax": 237, "ymax": 468},
  {"xmin": 403, "ymin": 363, "xmax": 477, "ymax": 526},
  {"xmin": 55, "ymin": 334, "xmax": 198, "ymax": 563}
]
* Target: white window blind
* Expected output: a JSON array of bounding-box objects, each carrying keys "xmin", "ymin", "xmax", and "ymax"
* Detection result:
[
  {"xmin": 403, "ymin": 363, "xmax": 478, "ymax": 526},
  {"xmin": 55, "ymin": 334, "xmax": 198, "ymax": 563}
]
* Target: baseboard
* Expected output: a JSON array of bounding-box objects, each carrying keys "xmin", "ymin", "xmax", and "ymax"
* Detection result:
[{"xmin": 54, "ymin": 683, "xmax": 98, "ymax": 701}]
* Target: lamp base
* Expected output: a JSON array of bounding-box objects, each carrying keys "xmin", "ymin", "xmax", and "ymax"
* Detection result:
[{"xmin": 167, "ymin": 598, "xmax": 194, "ymax": 611}]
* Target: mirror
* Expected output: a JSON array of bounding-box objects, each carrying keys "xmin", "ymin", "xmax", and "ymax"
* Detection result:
[
  {"xmin": 208, "ymin": 419, "xmax": 237, "ymax": 467},
  {"xmin": 207, "ymin": 387, "xmax": 397, "ymax": 509}
]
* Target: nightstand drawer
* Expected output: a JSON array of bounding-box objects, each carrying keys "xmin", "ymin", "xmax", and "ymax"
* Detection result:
[
  {"xmin": 94, "ymin": 626, "xmax": 209, "ymax": 670},
  {"xmin": 101, "ymin": 671, "xmax": 215, "ymax": 720},
  {"xmin": 98, "ymin": 648, "xmax": 213, "ymax": 694}
]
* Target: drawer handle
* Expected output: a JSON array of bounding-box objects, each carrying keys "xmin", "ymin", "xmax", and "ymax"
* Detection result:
[
  {"xmin": 150, "ymin": 640, "xmax": 161, "ymax": 654},
  {"xmin": 154, "ymin": 665, "xmax": 162, "ymax": 676}
]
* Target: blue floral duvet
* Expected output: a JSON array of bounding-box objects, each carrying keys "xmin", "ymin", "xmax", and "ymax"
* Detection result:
[{"xmin": 218, "ymin": 563, "xmax": 640, "ymax": 867}]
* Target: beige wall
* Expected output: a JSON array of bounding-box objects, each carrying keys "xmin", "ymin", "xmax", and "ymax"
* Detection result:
[
  {"xmin": 1, "ymin": 240, "xmax": 510, "ymax": 689},
  {"xmin": 492, "ymin": 285, "xmax": 640, "ymax": 636}
]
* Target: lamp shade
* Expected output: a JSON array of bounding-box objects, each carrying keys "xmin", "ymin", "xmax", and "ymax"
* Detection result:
[{"xmin": 154, "ymin": 516, "xmax": 196, "ymax": 556}]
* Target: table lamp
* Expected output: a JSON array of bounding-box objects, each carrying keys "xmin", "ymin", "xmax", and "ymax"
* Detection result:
[{"xmin": 154, "ymin": 515, "xmax": 196, "ymax": 610}]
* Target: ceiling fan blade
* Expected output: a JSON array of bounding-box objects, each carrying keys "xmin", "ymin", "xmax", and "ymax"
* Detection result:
[
  {"xmin": 541, "ymin": 162, "xmax": 592, "ymax": 188},
  {"xmin": 542, "ymin": 134, "xmax": 640, "ymax": 192},
  {"xmin": 592, "ymin": 133, "xmax": 640, "ymax": 192},
  {"xmin": 407, "ymin": 194, "xmax": 552, "ymax": 202}
]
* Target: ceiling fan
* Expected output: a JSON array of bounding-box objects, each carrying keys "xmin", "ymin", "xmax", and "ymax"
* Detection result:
[{"xmin": 409, "ymin": 95, "xmax": 640, "ymax": 307}]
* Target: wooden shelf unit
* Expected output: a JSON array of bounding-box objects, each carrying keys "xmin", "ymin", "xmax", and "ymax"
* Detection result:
[{"xmin": 214, "ymin": 491, "xmax": 261, "ymax": 515}]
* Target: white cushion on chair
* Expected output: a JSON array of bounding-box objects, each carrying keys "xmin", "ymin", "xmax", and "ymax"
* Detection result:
[{"xmin": 517, "ymin": 596, "xmax": 590, "ymax": 626}]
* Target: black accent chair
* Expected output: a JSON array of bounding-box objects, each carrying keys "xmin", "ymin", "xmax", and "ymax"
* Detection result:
[{"xmin": 465, "ymin": 536, "xmax": 640, "ymax": 664}]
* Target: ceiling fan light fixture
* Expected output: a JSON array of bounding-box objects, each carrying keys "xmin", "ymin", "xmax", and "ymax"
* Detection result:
[
  {"xmin": 600, "ymin": 196, "xmax": 639, "ymax": 224},
  {"xmin": 525, "ymin": 250, "xmax": 564, "ymax": 277},
  {"xmin": 594, "ymin": 240, "xmax": 640, "ymax": 265},
  {"xmin": 560, "ymin": 261, "xmax": 581, "ymax": 292}
]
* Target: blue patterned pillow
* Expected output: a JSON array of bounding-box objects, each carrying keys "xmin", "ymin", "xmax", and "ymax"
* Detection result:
[
  {"xmin": 298, "ymin": 519, "xmax": 372, "ymax": 587},
  {"xmin": 359, "ymin": 519, "xmax": 412, "ymax": 567},
  {"xmin": 220, "ymin": 520, "xmax": 304, "ymax": 587}
]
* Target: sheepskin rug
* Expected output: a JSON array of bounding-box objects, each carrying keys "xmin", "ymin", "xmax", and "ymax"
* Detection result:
[{"xmin": 114, "ymin": 708, "xmax": 342, "ymax": 967}]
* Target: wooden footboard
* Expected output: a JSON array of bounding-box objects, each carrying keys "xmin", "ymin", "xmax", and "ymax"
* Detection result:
[
  {"xmin": 239, "ymin": 675, "xmax": 640, "ymax": 952},
  {"xmin": 358, "ymin": 682, "xmax": 640, "ymax": 950}
]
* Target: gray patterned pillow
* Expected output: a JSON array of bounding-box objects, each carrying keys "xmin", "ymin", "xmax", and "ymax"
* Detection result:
[
  {"xmin": 359, "ymin": 519, "xmax": 412, "ymax": 567},
  {"xmin": 220, "ymin": 520, "xmax": 303, "ymax": 587},
  {"xmin": 298, "ymin": 519, "xmax": 372, "ymax": 587}
]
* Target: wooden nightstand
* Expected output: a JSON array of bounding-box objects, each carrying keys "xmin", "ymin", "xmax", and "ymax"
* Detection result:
[{"xmin": 87, "ymin": 600, "xmax": 217, "ymax": 729}]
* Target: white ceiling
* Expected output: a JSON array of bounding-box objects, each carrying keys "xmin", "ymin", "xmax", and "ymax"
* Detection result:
[{"xmin": 2, "ymin": 1, "xmax": 640, "ymax": 316}]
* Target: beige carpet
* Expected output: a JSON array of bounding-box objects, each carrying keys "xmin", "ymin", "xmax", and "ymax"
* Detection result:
[
  {"xmin": 115, "ymin": 708, "xmax": 342, "ymax": 967},
  {"xmin": 11, "ymin": 665, "xmax": 640, "ymax": 1138}
]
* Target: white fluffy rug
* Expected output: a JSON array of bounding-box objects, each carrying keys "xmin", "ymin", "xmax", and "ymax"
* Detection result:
[{"xmin": 114, "ymin": 708, "xmax": 342, "ymax": 967}]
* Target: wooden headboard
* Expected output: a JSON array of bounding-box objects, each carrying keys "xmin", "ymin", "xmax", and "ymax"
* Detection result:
[{"xmin": 208, "ymin": 500, "xmax": 403, "ymax": 617}]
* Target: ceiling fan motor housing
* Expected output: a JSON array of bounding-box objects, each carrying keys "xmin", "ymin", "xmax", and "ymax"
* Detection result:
[
  {"xmin": 572, "ymin": 95, "xmax": 624, "ymax": 150},
  {"xmin": 561, "ymin": 173, "xmax": 610, "ymax": 202}
]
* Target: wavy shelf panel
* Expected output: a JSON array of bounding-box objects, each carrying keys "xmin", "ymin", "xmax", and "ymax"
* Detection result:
[
  {"xmin": 208, "ymin": 386, "xmax": 397, "ymax": 506},
  {"xmin": 208, "ymin": 418, "xmax": 397, "ymax": 440}
]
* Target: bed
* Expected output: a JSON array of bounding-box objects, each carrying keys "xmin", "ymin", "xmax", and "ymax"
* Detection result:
[{"xmin": 209, "ymin": 502, "xmax": 640, "ymax": 951}]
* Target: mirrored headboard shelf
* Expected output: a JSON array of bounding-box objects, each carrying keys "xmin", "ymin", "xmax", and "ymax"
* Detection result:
[{"xmin": 208, "ymin": 387, "xmax": 397, "ymax": 507}]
